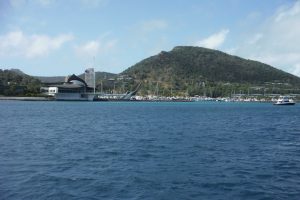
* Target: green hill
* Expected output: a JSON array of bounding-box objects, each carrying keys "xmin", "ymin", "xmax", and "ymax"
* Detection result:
[
  {"xmin": 122, "ymin": 46, "xmax": 300, "ymax": 96},
  {"xmin": 0, "ymin": 69, "xmax": 42, "ymax": 96}
]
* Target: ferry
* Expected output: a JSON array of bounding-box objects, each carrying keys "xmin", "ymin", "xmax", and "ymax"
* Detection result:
[{"xmin": 273, "ymin": 96, "xmax": 296, "ymax": 105}]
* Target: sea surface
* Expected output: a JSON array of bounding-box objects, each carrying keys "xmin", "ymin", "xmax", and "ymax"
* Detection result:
[{"xmin": 0, "ymin": 101, "xmax": 300, "ymax": 200}]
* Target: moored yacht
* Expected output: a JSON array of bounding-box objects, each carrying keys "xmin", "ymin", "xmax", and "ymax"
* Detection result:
[{"xmin": 273, "ymin": 96, "xmax": 295, "ymax": 105}]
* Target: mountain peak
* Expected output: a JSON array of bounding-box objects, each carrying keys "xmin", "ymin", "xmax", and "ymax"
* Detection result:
[{"xmin": 122, "ymin": 46, "xmax": 300, "ymax": 96}]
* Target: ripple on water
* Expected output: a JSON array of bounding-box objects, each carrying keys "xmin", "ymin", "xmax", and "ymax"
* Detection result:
[{"xmin": 1, "ymin": 102, "xmax": 300, "ymax": 199}]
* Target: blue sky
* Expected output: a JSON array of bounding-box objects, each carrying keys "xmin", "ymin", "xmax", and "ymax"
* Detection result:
[{"xmin": 1, "ymin": 0, "xmax": 300, "ymax": 77}]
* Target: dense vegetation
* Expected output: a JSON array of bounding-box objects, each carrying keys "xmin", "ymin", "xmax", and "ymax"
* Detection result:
[
  {"xmin": 122, "ymin": 46, "xmax": 300, "ymax": 97},
  {"xmin": 0, "ymin": 69, "xmax": 42, "ymax": 96}
]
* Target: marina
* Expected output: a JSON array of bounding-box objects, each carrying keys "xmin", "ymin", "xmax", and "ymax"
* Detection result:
[{"xmin": 2, "ymin": 1, "xmax": 300, "ymax": 199}]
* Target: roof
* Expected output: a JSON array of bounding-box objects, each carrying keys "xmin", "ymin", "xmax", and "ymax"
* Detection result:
[
  {"xmin": 52, "ymin": 84, "xmax": 84, "ymax": 89},
  {"xmin": 67, "ymin": 74, "xmax": 87, "ymax": 86}
]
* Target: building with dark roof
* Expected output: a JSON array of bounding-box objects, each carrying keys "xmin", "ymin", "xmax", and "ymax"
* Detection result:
[
  {"xmin": 41, "ymin": 70, "xmax": 139, "ymax": 101},
  {"xmin": 54, "ymin": 74, "xmax": 94, "ymax": 94}
]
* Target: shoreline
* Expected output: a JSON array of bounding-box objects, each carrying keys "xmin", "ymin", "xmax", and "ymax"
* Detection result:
[
  {"xmin": 0, "ymin": 96, "xmax": 276, "ymax": 103},
  {"xmin": 0, "ymin": 96, "xmax": 53, "ymax": 101}
]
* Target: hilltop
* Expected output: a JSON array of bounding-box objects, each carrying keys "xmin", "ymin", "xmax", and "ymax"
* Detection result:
[
  {"xmin": 123, "ymin": 46, "xmax": 300, "ymax": 84},
  {"xmin": 122, "ymin": 46, "xmax": 300, "ymax": 96}
]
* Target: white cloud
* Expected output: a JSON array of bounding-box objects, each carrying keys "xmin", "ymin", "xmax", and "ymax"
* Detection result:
[
  {"xmin": 195, "ymin": 29, "xmax": 229, "ymax": 49},
  {"xmin": 0, "ymin": 30, "xmax": 74, "ymax": 58},
  {"xmin": 75, "ymin": 38, "xmax": 118, "ymax": 58},
  {"xmin": 26, "ymin": 34, "xmax": 74, "ymax": 58},
  {"xmin": 275, "ymin": 1, "xmax": 300, "ymax": 22},
  {"xmin": 247, "ymin": 33, "xmax": 263, "ymax": 45},
  {"xmin": 75, "ymin": 41, "xmax": 99, "ymax": 57},
  {"xmin": 231, "ymin": 1, "xmax": 300, "ymax": 77}
]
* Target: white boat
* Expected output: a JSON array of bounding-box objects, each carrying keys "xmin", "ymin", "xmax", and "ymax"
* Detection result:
[{"xmin": 273, "ymin": 96, "xmax": 295, "ymax": 105}]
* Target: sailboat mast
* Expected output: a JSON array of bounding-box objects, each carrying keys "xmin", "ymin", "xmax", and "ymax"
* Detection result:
[{"xmin": 93, "ymin": 56, "xmax": 96, "ymax": 94}]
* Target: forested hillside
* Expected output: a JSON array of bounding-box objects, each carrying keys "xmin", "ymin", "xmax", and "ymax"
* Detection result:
[
  {"xmin": 122, "ymin": 46, "xmax": 300, "ymax": 96},
  {"xmin": 0, "ymin": 69, "xmax": 42, "ymax": 96}
]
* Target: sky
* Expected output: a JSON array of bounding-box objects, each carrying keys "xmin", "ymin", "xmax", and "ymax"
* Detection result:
[{"xmin": 0, "ymin": 0, "xmax": 300, "ymax": 77}]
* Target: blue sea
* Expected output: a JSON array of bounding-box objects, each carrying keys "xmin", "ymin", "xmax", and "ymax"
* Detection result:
[{"xmin": 0, "ymin": 101, "xmax": 300, "ymax": 200}]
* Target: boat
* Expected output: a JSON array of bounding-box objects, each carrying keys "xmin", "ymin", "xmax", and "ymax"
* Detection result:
[
  {"xmin": 94, "ymin": 88, "xmax": 141, "ymax": 101},
  {"xmin": 273, "ymin": 96, "xmax": 296, "ymax": 105}
]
